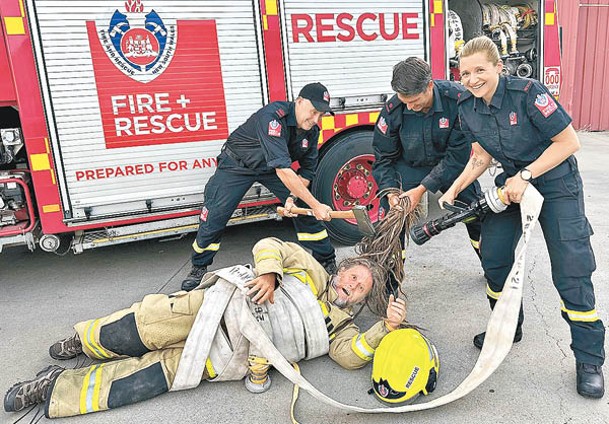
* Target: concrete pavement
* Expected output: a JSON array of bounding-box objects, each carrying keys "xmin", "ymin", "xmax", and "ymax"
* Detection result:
[{"xmin": 1, "ymin": 132, "xmax": 608, "ymax": 424}]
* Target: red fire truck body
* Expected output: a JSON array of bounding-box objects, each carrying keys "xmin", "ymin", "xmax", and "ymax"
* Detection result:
[{"xmin": 0, "ymin": 0, "xmax": 561, "ymax": 252}]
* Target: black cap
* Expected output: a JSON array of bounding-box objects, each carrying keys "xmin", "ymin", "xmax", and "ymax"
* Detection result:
[{"xmin": 298, "ymin": 82, "xmax": 334, "ymax": 115}]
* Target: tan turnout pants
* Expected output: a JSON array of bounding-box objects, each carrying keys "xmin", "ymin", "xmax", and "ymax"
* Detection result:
[{"xmin": 47, "ymin": 290, "xmax": 208, "ymax": 418}]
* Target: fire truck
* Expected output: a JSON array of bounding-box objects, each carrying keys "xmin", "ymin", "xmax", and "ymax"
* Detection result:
[{"xmin": 0, "ymin": 0, "xmax": 561, "ymax": 253}]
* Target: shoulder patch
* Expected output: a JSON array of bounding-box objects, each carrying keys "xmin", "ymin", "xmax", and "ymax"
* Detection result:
[
  {"xmin": 438, "ymin": 81, "xmax": 465, "ymax": 101},
  {"xmin": 384, "ymin": 94, "xmax": 402, "ymax": 115},
  {"xmin": 377, "ymin": 116, "xmax": 389, "ymax": 134},
  {"xmin": 275, "ymin": 107, "xmax": 287, "ymax": 119},
  {"xmin": 268, "ymin": 119, "xmax": 282, "ymax": 137},
  {"xmin": 506, "ymin": 77, "xmax": 534, "ymax": 92},
  {"xmin": 457, "ymin": 89, "xmax": 473, "ymax": 104},
  {"xmin": 534, "ymin": 93, "xmax": 558, "ymax": 118}
]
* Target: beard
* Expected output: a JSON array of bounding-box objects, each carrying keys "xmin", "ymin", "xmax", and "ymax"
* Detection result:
[
  {"xmin": 331, "ymin": 276, "xmax": 351, "ymax": 308},
  {"xmin": 332, "ymin": 297, "xmax": 349, "ymax": 308}
]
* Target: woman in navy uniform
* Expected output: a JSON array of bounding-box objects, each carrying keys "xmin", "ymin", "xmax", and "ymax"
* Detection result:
[{"xmin": 440, "ymin": 36, "xmax": 604, "ymax": 398}]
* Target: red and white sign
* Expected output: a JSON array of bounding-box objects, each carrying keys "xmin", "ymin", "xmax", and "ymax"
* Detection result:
[
  {"xmin": 543, "ymin": 67, "xmax": 561, "ymax": 96},
  {"xmin": 291, "ymin": 12, "xmax": 420, "ymax": 43},
  {"xmin": 87, "ymin": 14, "xmax": 229, "ymax": 149}
]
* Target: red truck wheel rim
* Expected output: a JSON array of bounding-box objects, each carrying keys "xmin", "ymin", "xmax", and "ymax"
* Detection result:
[{"xmin": 331, "ymin": 154, "xmax": 379, "ymax": 224}]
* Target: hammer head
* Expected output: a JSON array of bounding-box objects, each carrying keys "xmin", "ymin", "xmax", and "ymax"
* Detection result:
[{"xmin": 352, "ymin": 205, "xmax": 376, "ymax": 237}]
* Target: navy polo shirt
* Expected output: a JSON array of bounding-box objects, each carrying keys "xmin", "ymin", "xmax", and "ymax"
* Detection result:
[
  {"xmin": 223, "ymin": 101, "xmax": 319, "ymax": 181},
  {"xmin": 372, "ymin": 80, "xmax": 472, "ymax": 193},
  {"xmin": 458, "ymin": 75, "xmax": 572, "ymax": 176}
]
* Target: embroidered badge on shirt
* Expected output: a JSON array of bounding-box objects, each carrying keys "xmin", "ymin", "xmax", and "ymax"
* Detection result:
[
  {"xmin": 301, "ymin": 138, "xmax": 309, "ymax": 148},
  {"xmin": 509, "ymin": 111, "xmax": 518, "ymax": 126},
  {"xmin": 377, "ymin": 117, "xmax": 388, "ymax": 134},
  {"xmin": 534, "ymin": 93, "xmax": 558, "ymax": 118},
  {"xmin": 268, "ymin": 119, "xmax": 282, "ymax": 137},
  {"xmin": 200, "ymin": 206, "xmax": 209, "ymax": 222},
  {"xmin": 439, "ymin": 117, "xmax": 449, "ymax": 129}
]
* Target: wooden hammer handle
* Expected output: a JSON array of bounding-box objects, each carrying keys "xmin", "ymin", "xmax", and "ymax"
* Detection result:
[{"xmin": 277, "ymin": 206, "xmax": 354, "ymax": 219}]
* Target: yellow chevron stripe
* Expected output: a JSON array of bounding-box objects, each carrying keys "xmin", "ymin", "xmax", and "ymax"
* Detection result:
[
  {"xmin": 486, "ymin": 285, "xmax": 501, "ymax": 300},
  {"xmin": 296, "ymin": 229, "xmax": 329, "ymax": 242},
  {"xmin": 92, "ymin": 364, "xmax": 105, "ymax": 412},
  {"xmin": 205, "ymin": 358, "xmax": 217, "ymax": 379},
  {"xmin": 83, "ymin": 320, "xmax": 111, "ymax": 359},
  {"xmin": 79, "ymin": 366, "xmax": 95, "ymax": 414},
  {"xmin": 192, "ymin": 241, "xmax": 220, "ymax": 254},
  {"xmin": 560, "ymin": 301, "xmax": 599, "ymax": 322}
]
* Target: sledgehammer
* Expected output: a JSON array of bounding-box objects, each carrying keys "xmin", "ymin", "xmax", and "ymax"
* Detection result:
[{"xmin": 276, "ymin": 205, "xmax": 376, "ymax": 237}]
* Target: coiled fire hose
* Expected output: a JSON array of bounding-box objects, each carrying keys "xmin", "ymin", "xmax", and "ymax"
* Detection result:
[{"xmin": 238, "ymin": 185, "xmax": 544, "ymax": 421}]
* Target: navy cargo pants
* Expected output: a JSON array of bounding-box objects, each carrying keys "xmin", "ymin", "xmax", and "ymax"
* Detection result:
[
  {"xmin": 482, "ymin": 159, "xmax": 605, "ymax": 366},
  {"xmin": 191, "ymin": 154, "xmax": 335, "ymax": 268}
]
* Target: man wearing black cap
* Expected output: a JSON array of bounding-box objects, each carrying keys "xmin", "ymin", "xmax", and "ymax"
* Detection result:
[{"xmin": 180, "ymin": 82, "xmax": 337, "ymax": 291}]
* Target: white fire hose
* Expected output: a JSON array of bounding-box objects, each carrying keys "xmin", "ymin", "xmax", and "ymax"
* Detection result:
[{"xmin": 239, "ymin": 184, "xmax": 544, "ymax": 418}]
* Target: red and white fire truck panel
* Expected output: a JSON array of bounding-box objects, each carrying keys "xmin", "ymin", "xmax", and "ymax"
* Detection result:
[
  {"xmin": 0, "ymin": 0, "xmax": 562, "ymax": 253},
  {"xmin": 28, "ymin": 0, "xmax": 267, "ymax": 221},
  {"xmin": 281, "ymin": 1, "xmax": 426, "ymax": 108}
]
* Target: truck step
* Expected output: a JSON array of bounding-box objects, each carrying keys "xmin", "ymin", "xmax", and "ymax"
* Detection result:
[{"xmin": 72, "ymin": 205, "xmax": 279, "ymax": 253}]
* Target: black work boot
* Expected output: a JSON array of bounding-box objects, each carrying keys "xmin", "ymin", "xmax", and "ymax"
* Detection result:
[
  {"xmin": 320, "ymin": 258, "xmax": 337, "ymax": 275},
  {"xmin": 4, "ymin": 365, "xmax": 64, "ymax": 412},
  {"xmin": 49, "ymin": 333, "xmax": 82, "ymax": 360},
  {"xmin": 473, "ymin": 325, "xmax": 523, "ymax": 349},
  {"xmin": 576, "ymin": 362, "xmax": 605, "ymax": 398},
  {"xmin": 181, "ymin": 265, "xmax": 208, "ymax": 291}
]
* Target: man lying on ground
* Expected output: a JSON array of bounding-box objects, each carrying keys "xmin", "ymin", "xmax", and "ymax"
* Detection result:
[{"xmin": 4, "ymin": 237, "xmax": 407, "ymax": 419}]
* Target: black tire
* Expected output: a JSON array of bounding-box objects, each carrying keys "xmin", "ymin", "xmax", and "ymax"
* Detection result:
[{"xmin": 312, "ymin": 131, "xmax": 379, "ymax": 245}]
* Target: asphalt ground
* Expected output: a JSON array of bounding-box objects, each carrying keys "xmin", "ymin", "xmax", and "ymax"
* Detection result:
[{"xmin": 1, "ymin": 131, "xmax": 608, "ymax": 424}]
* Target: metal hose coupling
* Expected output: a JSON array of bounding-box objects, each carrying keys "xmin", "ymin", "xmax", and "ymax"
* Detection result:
[
  {"xmin": 245, "ymin": 355, "xmax": 272, "ymax": 394},
  {"xmin": 409, "ymin": 187, "xmax": 508, "ymax": 246}
]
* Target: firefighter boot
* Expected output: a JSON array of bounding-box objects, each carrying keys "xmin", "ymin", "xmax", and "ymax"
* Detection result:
[
  {"xmin": 319, "ymin": 258, "xmax": 337, "ymax": 275},
  {"xmin": 181, "ymin": 265, "xmax": 208, "ymax": 291},
  {"xmin": 576, "ymin": 362, "xmax": 605, "ymax": 399},
  {"xmin": 244, "ymin": 355, "xmax": 272, "ymax": 394},
  {"xmin": 4, "ymin": 365, "xmax": 64, "ymax": 412},
  {"xmin": 473, "ymin": 325, "xmax": 523, "ymax": 349},
  {"xmin": 49, "ymin": 333, "xmax": 82, "ymax": 360}
]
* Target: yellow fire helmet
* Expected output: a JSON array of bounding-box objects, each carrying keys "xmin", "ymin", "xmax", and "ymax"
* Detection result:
[{"xmin": 371, "ymin": 328, "xmax": 440, "ymax": 404}]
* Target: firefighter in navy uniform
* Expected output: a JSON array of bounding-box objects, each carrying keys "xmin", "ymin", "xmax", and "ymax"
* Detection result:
[
  {"xmin": 180, "ymin": 83, "xmax": 337, "ymax": 291},
  {"xmin": 372, "ymin": 57, "xmax": 482, "ymax": 292},
  {"xmin": 440, "ymin": 36, "xmax": 605, "ymax": 398}
]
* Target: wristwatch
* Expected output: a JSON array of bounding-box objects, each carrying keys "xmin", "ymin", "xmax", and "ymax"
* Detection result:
[{"xmin": 519, "ymin": 168, "xmax": 533, "ymax": 182}]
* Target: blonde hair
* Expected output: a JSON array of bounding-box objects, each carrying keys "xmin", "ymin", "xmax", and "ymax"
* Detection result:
[{"xmin": 459, "ymin": 36, "xmax": 501, "ymax": 65}]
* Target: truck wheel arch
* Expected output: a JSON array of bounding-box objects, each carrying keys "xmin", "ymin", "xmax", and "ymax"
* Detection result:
[{"xmin": 313, "ymin": 128, "xmax": 379, "ymax": 245}]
